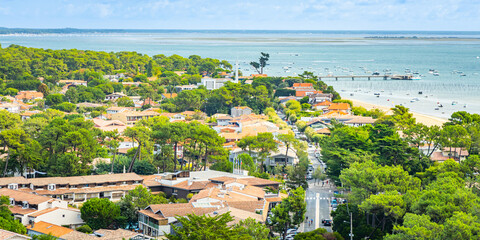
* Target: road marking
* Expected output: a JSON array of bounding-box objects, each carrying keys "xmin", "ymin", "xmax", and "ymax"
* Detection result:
[{"xmin": 315, "ymin": 193, "xmax": 320, "ymax": 229}]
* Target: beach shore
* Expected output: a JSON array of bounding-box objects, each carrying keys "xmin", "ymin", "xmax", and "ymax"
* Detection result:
[{"xmin": 347, "ymin": 98, "xmax": 448, "ymax": 127}]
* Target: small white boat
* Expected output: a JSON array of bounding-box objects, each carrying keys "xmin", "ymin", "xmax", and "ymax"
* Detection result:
[
  {"xmin": 452, "ymin": 101, "xmax": 458, "ymax": 105},
  {"xmin": 433, "ymin": 72, "xmax": 439, "ymax": 76},
  {"xmin": 411, "ymin": 76, "xmax": 421, "ymax": 80}
]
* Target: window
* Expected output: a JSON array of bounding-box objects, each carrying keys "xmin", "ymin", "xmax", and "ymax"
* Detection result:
[
  {"xmin": 9, "ymin": 198, "xmax": 14, "ymax": 205},
  {"xmin": 8, "ymin": 183, "xmax": 18, "ymax": 190},
  {"xmin": 22, "ymin": 201, "xmax": 29, "ymax": 209},
  {"xmin": 47, "ymin": 184, "xmax": 56, "ymax": 191},
  {"xmin": 62, "ymin": 214, "xmax": 65, "ymax": 218}
]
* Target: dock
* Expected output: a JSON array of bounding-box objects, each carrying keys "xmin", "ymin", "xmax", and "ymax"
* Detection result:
[{"xmin": 318, "ymin": 75, "xmax": 414, "ymax": 81}]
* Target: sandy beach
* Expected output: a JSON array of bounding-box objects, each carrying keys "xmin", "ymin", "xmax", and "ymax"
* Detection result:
[{"xmin": 347, "ymin": 98, "xmax": 448, "ymax": 127}]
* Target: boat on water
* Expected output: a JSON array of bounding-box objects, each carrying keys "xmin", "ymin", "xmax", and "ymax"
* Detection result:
[
  {"xmin": 435, "ymin": 108, "xmax": 440, "ymax": 110},
  {"xmin": 452, "ymin": 101, "xmax": 458, "ymax": 105},
  {"xmin": 433, "ymin": 72, "xmax": 440, "ymax": 76},
  {"xmin": 411, "ymin": 76, "xmax": 421, "ymax": 80}
]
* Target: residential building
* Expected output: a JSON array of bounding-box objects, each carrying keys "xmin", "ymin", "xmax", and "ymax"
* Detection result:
[
  {"xmin": 57, "ymin": 80, "xmax": 87, "ymax": 87},
  {"xmin": 15, "ymin": 91, "xmax": 44, "ymax": 102},
  {"xmin": 344, "ymin": 116, "xmax": 376, "ymax": 127},
  {"xmin": 312, "ymin": 100, "xmax": 333, "ymax": 111},
  {"xmin": 139, "ymin": 176, "xmax": 284, "ymax": 238},
  {"xmin": 307, "ymin": 119, "xmax": 330, "ymax": 130},
  {"xmin": 0, "ymin": 102, "xmax": 21, "ymax": 113},
  {"xmin": 103, "ymin": 73, "xmax": 126, "ymax": 81},
  {"xmin": 110, "ymin": 110, "xmax": 160, "ymax": 126},
  {"xmin": 295, "ymin": 90, "xmax": 323, "ymax": 98},
  {"xmin": 216, "ymin": 115, "xmax": 233, "ymax": 126},
  {"xmin": 160, "ymin": 112, "xmax": 186, "ymax": 122},
  {"xmin": 91, "ymin": 118, "xmax": 127, "ymax": 133},
  {"xmin": 142, "ymin": 170, "xmax": 280, "ymax": 199},
  {"xmin": 0, "ymin": 173, "xmax": 144, "ymax": 205},
  {"xmin": 105, "ymin": 106, "xmax": 130, "ymax": 115},
  {"xmin": 0, "ymin": 229, "xmax": 31, "ymax": 240},
  {"xmin": 231, "ymin": 106, "xmax": 252, "ymax": 117},
  {"xmin": 104, "ymin": 92, "xmax": 127, "ymax": 101},
  {"xmin": 0, "ymin": 189, "xmax": 82, "ymax": 227},
  {"xmin": 265, "ymin": 147, "xmax": 298, "ymax": 166},
  {"xmin": 175, "ymin": 84, "xmax": 198, "ymax": 92},
  {"xmin": 20, "ymin": 111, "xmax": 41, "ymax": 120},
  {"xmin": 308, "ymin": 93, "xmax": 333, "ymax": 104},
  {"xmin": 430, "ymin": 148, "xmax": 469, "ymax": 163},
  {"xmin": 325, "ymin": 103, "xmax": 352, "ymax": 114},
  {"xmin": 199, "ymin": 77, "xmax": 233, "ymax": 90},
  {"xmin": 292, "ymin": 83, "xmax": 314, "ymax": 89}
]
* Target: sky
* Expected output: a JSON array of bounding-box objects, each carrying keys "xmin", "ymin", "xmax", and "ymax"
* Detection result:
[{"xmin": 0, "ymin": 0, "xmax": 479, "ymax": 31}]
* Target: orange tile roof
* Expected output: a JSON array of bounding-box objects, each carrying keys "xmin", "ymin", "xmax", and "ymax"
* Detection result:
[
  {"xmin": 314, "ymin": 100, "xmax": 333, "ymax": 106},
  {"xmin": 327, "ymin": 103, "xmax": 351, "ymax": 110},
  {"xmin": 8, "ymin": 205, "xmax": 37, "ymax": 215},
  {"xmin": 293, "ymin": 83, "xmax": 313, "ymax": 88},
  {"xmin": 0, "ymin": 188, "xmax": 53, "ymax": 205},
  {"xmin": 226, "ymin": 201, "xmax": 265, "ymax": 213},
  {"xmin": 162, "ymin": 93, "xmax": 178, "ymax": 99},
  {"xmin": 172, "ymin": 180, "xmax": 217, "ymax": 190},
  {"xmin": 27, "ymin": 221, "xmax": 74, "ymax": 237},
  {"xmin": 295, "ymin": 90, "xmax": 322, "ymax": 97}
]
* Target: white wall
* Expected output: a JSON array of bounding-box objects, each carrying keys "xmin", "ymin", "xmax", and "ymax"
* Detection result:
[{"xmin": 33, "ymin": 208, "xmax": 83, "ymax": 227}]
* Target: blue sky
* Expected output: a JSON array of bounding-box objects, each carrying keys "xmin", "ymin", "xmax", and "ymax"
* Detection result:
[{"xmin": 0, "ymin": 0, "xmax": 479, "ymax": 30}]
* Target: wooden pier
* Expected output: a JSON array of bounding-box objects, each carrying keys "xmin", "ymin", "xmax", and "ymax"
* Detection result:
[{"xmin": 318, "ymin": 75, "xmax": 413, "ymax": 81}]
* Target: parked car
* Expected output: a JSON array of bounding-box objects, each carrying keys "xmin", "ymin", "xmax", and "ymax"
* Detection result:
[
  {"xmin": 322, "ymin": 219, "xmax": 333, "ymax": 226},
  {"xmin": 286, "ymin": 228, "xmax": 297, "ymax": 235}
]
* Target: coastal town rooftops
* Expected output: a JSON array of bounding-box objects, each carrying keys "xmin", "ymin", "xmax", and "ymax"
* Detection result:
[
  {"xmin": 0, "ymin": 188, "xmax": 53, "ymax": 205},
  {"xmin": 22, "ymin": 184, "xmax": 139, "ymax": 196},
  {"xmin": 27, "ymin": 172, "xmax": 143, "ymax": 186},
  {"xmin": 150, "ymin": 170, "xmax": 279, "ymax": 188},
  {"xmin": 0, "ymin": 176, "xmax": 30, "ymax": 185}
]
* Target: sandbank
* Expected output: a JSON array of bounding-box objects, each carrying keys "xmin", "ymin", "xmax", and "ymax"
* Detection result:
[{"xmin": 347, "ymin": 98, "xmax": 448, "ymax": 127}]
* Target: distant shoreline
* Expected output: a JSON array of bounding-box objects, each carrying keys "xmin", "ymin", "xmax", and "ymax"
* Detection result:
[
  {"xmin": 1, "ymin": 27, "xmax": 480, "ymax": 36},
  {"xmin": 346, "ymin": 98, "xmax": 448, "ymax": 127}
]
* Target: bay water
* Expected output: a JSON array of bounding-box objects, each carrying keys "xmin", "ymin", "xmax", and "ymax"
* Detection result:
[{"xmin": 1, "ymin": 30, "xmax": 479, "ymax": 118}]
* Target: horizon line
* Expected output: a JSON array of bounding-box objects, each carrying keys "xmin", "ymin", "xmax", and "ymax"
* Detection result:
[{"xmin": 1, "ymin": 27, "xmax": 480, "ymax": 33}]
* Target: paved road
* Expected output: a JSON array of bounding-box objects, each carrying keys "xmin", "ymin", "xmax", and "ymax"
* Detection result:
[{"xmin": 300, "ymin": 146, "xmax": 334, "ymax": 233}]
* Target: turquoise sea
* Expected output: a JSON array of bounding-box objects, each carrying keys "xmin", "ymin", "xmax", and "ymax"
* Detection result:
[{"xmin": 1, "ymin": 30, "xmax": 480, "ymax": 118}]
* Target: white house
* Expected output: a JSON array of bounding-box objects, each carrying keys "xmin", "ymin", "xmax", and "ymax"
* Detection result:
[
  {"xmin": 266, "ymin": 147, "xmax": 298, "ymax": 167},
  {"xmin": 199, "ymin": 77, "xmax": 234, "ymax": 90},
  {"xmin": 0, "ymin": 188, "xmax": 83, "ymax": 228},
  {"xmin": 105, "ymin": 92, "xmax": 127, "ymax": 101},
  {"xmin": 175, "ymin": 84, "xmax": 198, "ymax": 92}
]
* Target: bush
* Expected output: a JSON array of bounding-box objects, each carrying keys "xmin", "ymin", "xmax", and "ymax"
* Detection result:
[
  {"xmin": 53, "ymin": 102, "xmax": 76, "ymax": 112},
  {"xmin": 76, "ymin": 225, "xmax": 93, "ymax": 234}
]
